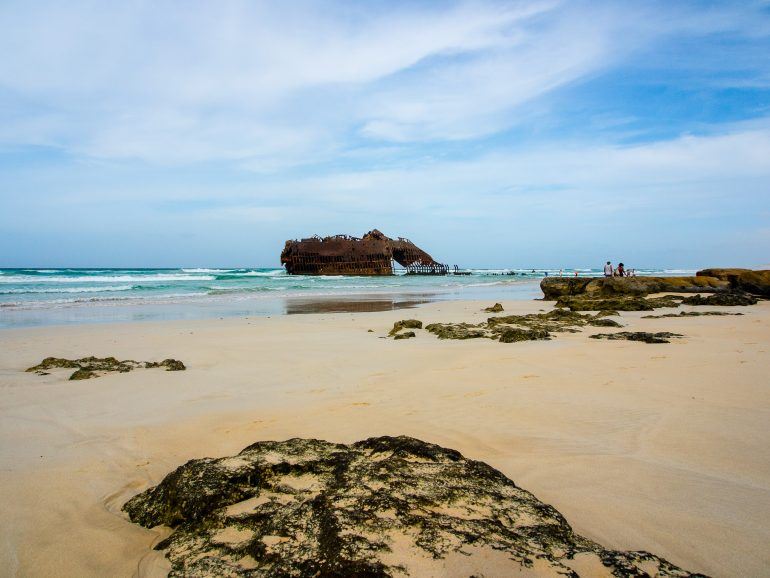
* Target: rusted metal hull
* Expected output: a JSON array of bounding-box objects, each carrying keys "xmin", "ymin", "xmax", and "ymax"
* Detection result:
[{"xmin": 281, "ymin": 229, "xmax": 445, "ymax": 276}]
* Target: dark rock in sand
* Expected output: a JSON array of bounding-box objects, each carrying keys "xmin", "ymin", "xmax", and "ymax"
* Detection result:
[
  {"xmin": 588, "ymin": 318, "xmax": 622, "ymax": 327},
  {"xmin": 556, "ymin": 295, "xmax": 683, "ymax": 312},
  {"xmin": 425, "ymin": 322, "xmax": 487, "ymax": 340},
  {"xmin": 388, "ymin": 319, "xmax": 423, "ymax": 336},
  {"xmin": 393, "ymin": 331, "xmax": 416, "ymax": 340},
  {"xmin": 483, "ymin": 302, "xmax": 504, "ymax": 313},
  {"xmin": 681, "ymin": 293, "xmax": 758, "ymax": 306},
  {"xmin": 642, "ymin": 311, "xmax": 743, "ymax": 319},
  {"xmin": 494, "ymin": 327, "xmax": 551, "ymax": 343},
  {"xmin": 123, "ymin": 436, "xmax": 700, "ymax": 578},
  {"xmin": 541, "ymin": 276, "xmax": 728, "ymax": 300},
  {"xmin": 590, "ymin": 331, "xmax": 684, "ymax": 344},
  {"xmin": 69, "ymin": 368, "xmax": 97, "ymax": 380},
  {"xmin": 26, "ymin": 356, "xmax": 186, "ymax": 380}
]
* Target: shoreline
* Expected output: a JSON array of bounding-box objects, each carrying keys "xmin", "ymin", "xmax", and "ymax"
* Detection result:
[{"xmin": 1, "ymin": 297, "xmax": 769, "ymax": 576}]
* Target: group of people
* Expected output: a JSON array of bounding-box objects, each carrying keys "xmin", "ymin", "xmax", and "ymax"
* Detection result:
[{"xmin": 603, "ymin": 261, "xmax": 635, "ymax": 277}]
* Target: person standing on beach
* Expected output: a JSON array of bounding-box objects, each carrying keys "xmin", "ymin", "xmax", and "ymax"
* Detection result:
[{"xmin": 604, "ymin": 261, "xmax": 613, "ymax": 277}]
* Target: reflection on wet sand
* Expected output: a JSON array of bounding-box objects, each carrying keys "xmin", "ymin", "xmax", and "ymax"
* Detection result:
[{"xmin": 284, "ymin": 296, "xmax": 434, "ymax": 314}]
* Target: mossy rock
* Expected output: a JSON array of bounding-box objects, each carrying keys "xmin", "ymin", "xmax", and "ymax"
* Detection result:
[
  {"xmin": 483, "ymin": 303, "xmax": 504, "ymax": 313},
  {"xmin": 388, "ymin": 319, "xmax": 423, "ymax": 336},
  {"xmin": 495, "ymin": 327, "xmax": 551, "ymax": 343},
  {"xmin": 123, "ymin": 436, "xmax": 701, "ymax": 578},
  {"xmin": 425, "ymin": 322, "xmax": 488, "ymax": 340},
  {"xmin": 590, "ymin": 331, "xmax": 684, "ymax": 344},
  {"xmin": 393, "ymin": 331, "xmax": 416, "ymax": 340},
  {"xmin": 681, "ymin": 293, "xmax": 757, "ymax": 306}
]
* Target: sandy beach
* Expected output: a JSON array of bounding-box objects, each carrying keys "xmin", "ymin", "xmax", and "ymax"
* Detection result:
[{"xmin": 1, "ymin": 298, "xmax": 769, "ymax": 577}]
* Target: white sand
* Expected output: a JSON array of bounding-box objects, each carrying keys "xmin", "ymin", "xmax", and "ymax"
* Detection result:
[{"xmin": 1, "ymin": 299, "xmax": 769, "ymax": 576}]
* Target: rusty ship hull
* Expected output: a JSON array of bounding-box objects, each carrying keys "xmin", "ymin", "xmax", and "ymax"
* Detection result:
[{"xmin": 281, "ymin": 229, "xmax": 447, "ymax": 276}]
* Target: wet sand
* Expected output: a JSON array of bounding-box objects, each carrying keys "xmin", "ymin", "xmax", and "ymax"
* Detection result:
[{"xmin": 1, "ymin": 299, "xmax": 769, "ymax": 576}]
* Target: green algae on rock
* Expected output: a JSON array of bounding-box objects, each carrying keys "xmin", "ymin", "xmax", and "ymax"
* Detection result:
[
  {"xmin": 556, "ymin": 295, "xmax": 684, "ymax": 312},
  {"xmin": 393, "ymin": 331, "xmax": 416, "ymax": 340},
  {"xmin": 590, "ymin": 331, "xmax": 684, "ymax": 344},
  {"xmin": 388, "ymin": 319, "xmax": 423, "ymax": 337},
  {"xmin": 642, "ymin": 311, "xmax": 743, "ymax": 319},
  {"xmin": 681, "ymin": 293, "xmax": 758, "ymax": 306},
  {"xmin": 494, "ymin": 327, "xmax": 551, "ymax": 343},
  {"xmin": 425, "ymin": 322, "xmax": 488, "ymax": 340},
  {"xmin": 122, "ymin": 436, "xmax": 702, "ymax": 578},
  {"xmin": 26, "ymin": 356, "xmax": 186, "ymax": 380},
  {"xmin": 483, "ymin": 302, "xmax": 504, "ymax": 313}
]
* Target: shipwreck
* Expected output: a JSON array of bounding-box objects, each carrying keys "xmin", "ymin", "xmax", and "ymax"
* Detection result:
[{"xmin": 281, "ymin": 229, "xmax": 452, "ymax": 276}]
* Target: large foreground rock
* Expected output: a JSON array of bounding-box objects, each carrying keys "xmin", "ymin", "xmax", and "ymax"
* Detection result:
[
  {"xmin": 697, "ymin": 268, "xmax": 770, "ymax": 297},
  {"xmin": 123, "ymin": 436, "xmax": 702, "ymax": 577},
  {"xmin": 540, "ymin": 276, "xmax": 727, "ymax": 300}
]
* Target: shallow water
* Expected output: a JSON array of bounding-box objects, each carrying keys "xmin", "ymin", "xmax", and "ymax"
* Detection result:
[{"xmin": 0, "ymin": 267, "xmax": 693, "ymax": 328}]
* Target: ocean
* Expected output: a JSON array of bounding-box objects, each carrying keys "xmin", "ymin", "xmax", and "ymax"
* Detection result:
[{"xmin": 0, "ymin": 267, "xmax": 694, "ymax": 328}]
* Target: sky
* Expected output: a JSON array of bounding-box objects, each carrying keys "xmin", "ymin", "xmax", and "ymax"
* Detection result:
[{"xmin": 1, "ymin": 0, "xmax": 769, "ymax": 269}]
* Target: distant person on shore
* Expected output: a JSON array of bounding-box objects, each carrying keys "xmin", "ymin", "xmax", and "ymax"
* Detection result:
[
  {"xmin": 617, "ymin": 262, "xmax": 625, "ymax": 277},
  {"xmin": 604, "ymin": 261, "xmax": 613, "ymax": 277}
]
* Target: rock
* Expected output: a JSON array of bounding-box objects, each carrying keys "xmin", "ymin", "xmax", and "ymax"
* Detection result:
[
  {"xmin": 388, "ymin": 319, "xmax": 422, "ymax": 336},
  {"xmin": 425, "ymin": 322, "xmax": 487, "ymax": 340},
  {"xmin": 483, "ymin": 303, "xmax": 504, "ymax": 313},
  {"xmin": 556, "ymin": 295, "xmax": 683, "ymax": 312},
  {"xmin": 69, "ymin": 368, "xmax": 97, "ymax": 380},
  {"xmin": 681, "ymin": 293, "xmax": 757, "ymax": 306},
  {"xmin": 590, "ymin": 332, "xmax": 684, "ymax": 344},
  {"xmin": 696, "ymin": 269, "xmax": 770, "ymax": 297},
  {"xmin": 588, "ymin": 318, "xmax": 622, "ymax": 327},
  {"xmin": 393, "ymin": 331, "xmax": 416, "ymax": 340},
  {"xmin": 26, "ymin": 356, "xmax": 186, "ymax": 380},
  {"xmin": 541, "ymin": 276, "xmax": 728, "ymax": 300},
  {"xmin": 642, "ymin": 311, "xmax": 743, "ymax": 318},
  {"xmin": 487, "ymin": 309, "xmax": 594, "ymax": 333},
  {"xmin": 494, "ymin": 327, "xmax": 551, "ymax": 343},
  {"xmin": 123, "ymin": 436, "xmax": 700, "ymax": 578}
]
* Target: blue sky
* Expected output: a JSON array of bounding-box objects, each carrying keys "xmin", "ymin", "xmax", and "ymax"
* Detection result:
[{"xmin": 1, "ymin": 0, "xmax": 769, "ymax": 268}]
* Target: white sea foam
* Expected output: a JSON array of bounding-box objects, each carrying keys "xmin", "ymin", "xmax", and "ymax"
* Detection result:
[
  {"xmin": 0, "ymin": 274, "xmax": 215, "ymax": 283},
  {"xmin": 0, "ymin": 285, "xmax": 133, "ymax": 294}
]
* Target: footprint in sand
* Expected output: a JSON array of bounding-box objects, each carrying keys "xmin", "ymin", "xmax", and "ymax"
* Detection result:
[
  {"xmin": 351, "ymin": 402, "xmax": 371, "ymax": 407},
  {"xmin": 520, "ymin": 374, "xmax": 540, "ymax": 379}
]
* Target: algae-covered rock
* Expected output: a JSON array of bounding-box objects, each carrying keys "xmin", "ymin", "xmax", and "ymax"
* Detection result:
[
  {"xmin": 494, "ymin": 327, "xmax": 551, "ymax": 343},
  {"xmin": 541, "ymin": 276, "xmax": 727, "ymax": 300},
  {"xmin": 681, "ymin": 293, "xmax": 757, "ymax": 306},
  {"xmin": 590, "ymin": 331, "xmax": 684, "ymax": 344},
  {"xmin": 642, "ymin": 311, "xmax": 743, "ymax": 319},
  {"xmin": 425, "ymin": 322, "xmax": 487, "ymax": 340},
  {"xmin": 556, "ymin": 295, "xmax": 683, "ymax": 312},
  {"xmin": 123, "ymin": 436, "xmax": 701, "ymax": 578},
  {"xmin": 69, "ymin": 368, "xmax": 97, "ymax": 380},
  {"xmin": 388, "ymin": 319, "xmax": 422, "ymax": 336},
  {"xmin": 483, "ymin": 303, "xmax": 504, "ymax": 313},
  {"xmin": 588, "ymin": 318, "xmax": 622, "ymax": 327},
  {"xmin": 26, "ymin": 356, "xmax": 186, "ymax": 380},
  {"xmin": 393, "ymin": 331, "xmax": 416, "ymax": 340}
]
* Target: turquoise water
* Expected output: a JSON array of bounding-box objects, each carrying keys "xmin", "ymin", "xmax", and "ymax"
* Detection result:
[{"xmin": 0, "ymin": 267, "xmax": 695, "ymax": 327}]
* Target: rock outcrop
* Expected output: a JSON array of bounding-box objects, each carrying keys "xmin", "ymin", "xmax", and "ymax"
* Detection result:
[
  {"xmin": 388, "ymin": 319, "xmax": 423, "ymax": 337},
  {"xmin": 26, "ymin": 356, "xmax": 186, "ymax": 380},
  {"xmin": 696, "ymin": 269, "xmax": 770, "ymax": 298},
  {"xmin": 541, "ymin": 276, "xmax": 728, "ymax": 300},
  {"xmin": 483, "ymin": 303, "xmax": 504, "ymax": 313},
  {"xmin": 123, "ymin": 436, "xmax": 702, "ymax": 577},
  {"xmin": 590, "ymin": 332, "xmax": 684, "ymax": 344}
]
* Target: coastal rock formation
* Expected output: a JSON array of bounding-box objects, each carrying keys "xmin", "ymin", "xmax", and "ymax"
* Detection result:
[
  {"xmin": 642, "ymin": 311, "xmax": 743, "ymax": 319},
  {"xmin": 555, "ymin": 295, "xmax": 684, "ymax": 312},
  {"xmin": 483, "ymin": 303, "xmax": 504, "ymax": 313},
  {"xmin": 26, "ymin": 356, "xmax": 186, "ymax": 380},
  {"xmin": 388, "ymin": 319, "xmax": 423, "ymax": 337},
  {"xmin": 697, "ymin": 268, "xmax": 770, "ymax": 297},
  {"xmin": 123, "ymin": 436, "xmax": 701, "ymax": 578},
  {"xmin": 422, "ymin": 310, "xmax": 623, "ymax": 343},
  {"xmin": 393, "ymin": 331, "xmax": 416, "ymax": 340},
  {"xmin": 541, "ymin": 276, "xmax": 728, "ymax": 300},
  {"xmin": 681, "ymin": 293, "xmax": 758, "ymax": 306},
  {"xmin": 590, "ymin": 332, "xmax": 684, "ymax": 344}
]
